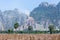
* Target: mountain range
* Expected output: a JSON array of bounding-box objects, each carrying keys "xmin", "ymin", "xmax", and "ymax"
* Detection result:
[
  {"xmin": 30, "ymin": 2, "xmax": 60, "ymax": 28},
  {"xmin": 0, "ymin": 2, "xmax": 60, "ymax": 31},
  {"xmin": 0, "ymin": 9, "xmax": 28, "ymax": 30}
]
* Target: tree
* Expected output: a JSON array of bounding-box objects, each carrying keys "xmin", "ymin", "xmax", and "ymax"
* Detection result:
[
  {"xmin": 28, "ymin": 26, "xmax": 33, "ymax": 33},
  {"xmin": 8, "ymin": 29, "xmax": 13, "ymax": 33},
  {"xmin": 59, "ymin": 27, "xmax": 60, "ymax": 32},
  {"xmin": 14, "ymin": 23, "xmax": 19, "ymax": 31},
  {"xmin": 48, "ymin": 25, "xmax": 55, "ymax": 34}
]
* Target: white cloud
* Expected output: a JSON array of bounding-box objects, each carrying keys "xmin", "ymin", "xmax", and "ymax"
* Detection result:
[{"xmin": 24, "ymin": 10, "xmax": 30, "ymax": 16}]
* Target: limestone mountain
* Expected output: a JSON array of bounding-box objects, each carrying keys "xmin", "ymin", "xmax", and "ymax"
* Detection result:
[{"xmin": 30, "ymin": 2, "xmax": 60, "ymax": 28}]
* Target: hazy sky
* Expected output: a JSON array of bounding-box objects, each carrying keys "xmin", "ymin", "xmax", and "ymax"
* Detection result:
[{"xmin": 0, "ymin": 0, "xmax": 60, "ymax": 12}]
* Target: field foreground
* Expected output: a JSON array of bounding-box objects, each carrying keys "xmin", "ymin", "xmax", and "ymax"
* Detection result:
[{"xmin": 0, "ymin": 34, "xmax": 60, "ymax": 40}]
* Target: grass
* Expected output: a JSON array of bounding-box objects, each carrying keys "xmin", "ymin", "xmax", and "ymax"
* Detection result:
[{"xmin": 0, "ymin": 30, "xmax": 60, "ymax": 34}]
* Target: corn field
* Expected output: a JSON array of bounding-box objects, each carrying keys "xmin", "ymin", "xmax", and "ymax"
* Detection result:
[{"xmin": 0, "ymin": 34, "xmax": 60, "ymax": 40}]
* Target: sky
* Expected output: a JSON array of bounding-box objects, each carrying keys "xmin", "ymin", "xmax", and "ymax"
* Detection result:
[{"xmin": 0, "ymin": 0, "xmax": 60, "ymax": 13}]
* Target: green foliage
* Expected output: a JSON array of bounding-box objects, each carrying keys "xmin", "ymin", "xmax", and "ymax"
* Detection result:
[
  {"xmin": 8, "ymin": 29, "xmax": 13, "ymax": 33},
  {"xmin": 0, "ymin": 30, "xmax": 51, "ymax": 34},
  {"xmin": 48, "ymin": 25, "xmax": 55, "ymax": 34},
  {"xmin": 14, "ymin": 23, "xmax": 19, "ymax": 29},
  {"xmin": 28, "ymin": 26, "xmax": 33, "ymax": 33}
]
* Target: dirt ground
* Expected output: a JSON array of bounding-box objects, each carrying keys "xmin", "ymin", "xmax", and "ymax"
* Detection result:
[{"xmin": 0, "ymin": 34, "xmax": 60, "ymax": 40}]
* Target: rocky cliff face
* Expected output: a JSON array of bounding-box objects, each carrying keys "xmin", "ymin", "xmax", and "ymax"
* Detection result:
[
  {"xmin": 30, "ymin": 2, "xmax": 60, "ymax": 28},
  {"xmin": 0, "ymin": 9, "xmax": 28, "ymax": 30}
]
